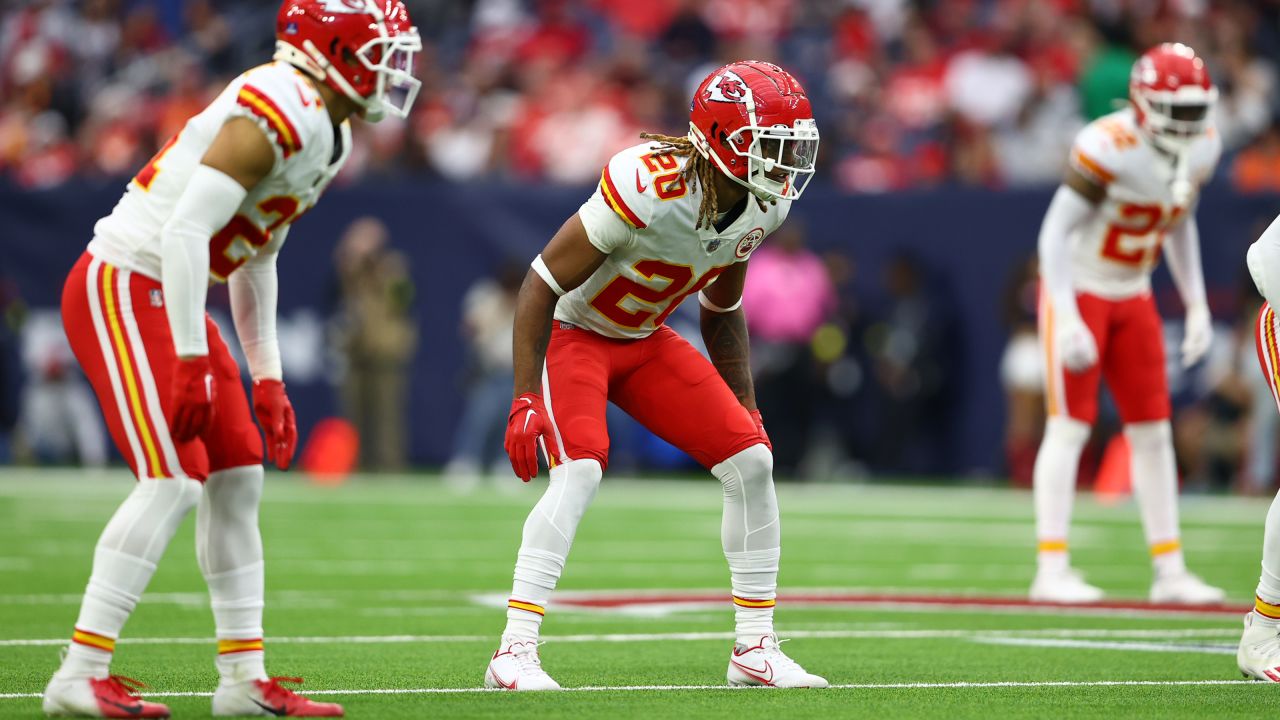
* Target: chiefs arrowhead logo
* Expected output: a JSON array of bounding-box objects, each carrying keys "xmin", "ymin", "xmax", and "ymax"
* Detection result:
[
  {"xmin": 706, "ymin": 70, "xmax": 749, "ymax": 104},
  {"xmin": 736, "ymin": 227, "xmax": 765, "ymax": 258}
]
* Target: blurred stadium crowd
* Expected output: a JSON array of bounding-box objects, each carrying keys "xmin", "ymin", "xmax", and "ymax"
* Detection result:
[
  {"xmin": 2, "ymin": 0, "xmax": 1280, "ymax": 190},
  {"xmin": 3, "ymin": 0, "xmax": 1280, "ymax": 492}
]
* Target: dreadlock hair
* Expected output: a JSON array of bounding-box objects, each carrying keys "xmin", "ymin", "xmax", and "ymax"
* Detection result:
[{"xmin": 638, "ymin": 132, "xmax": 721, "ymax": 229}]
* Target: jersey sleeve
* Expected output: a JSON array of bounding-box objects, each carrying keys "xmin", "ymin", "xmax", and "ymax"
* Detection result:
[
  {"xmin": 1068, "ymin": 117, "xmax": 1133, "ymax": 187},
  {"xmin": 1195, "ymin": 127, "xmax": 1223, "ymax": 185},
  {"xmin": 577, "ymin": 185, "xmax": 636, "ymax": 254},
  {"xmin": 228, "ymin": 65, "xmax": 323, "ymax": 168},
  {"xmin": 578, "ymin": 148, "xmax": 657, "ymax": 253}
]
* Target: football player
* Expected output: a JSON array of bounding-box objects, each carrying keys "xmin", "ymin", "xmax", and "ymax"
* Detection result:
[
  {"xmin": 42, "ymin": 1, "xmax": 420, "ymax": 717},
  {"xmin": 1237, "ymin": 207, "xmax": 1280, "ymax": 679},
  {"xmin": 485, "ymin": 61, "xmax": 827, "ymax": 690},
  {"xmin": 1239, "ymin": 215, "xmax": 1280, "ymax": 679},
  {"xmin": 1030, "ymin": 43, "xmax": 1224, "ymax": 604}
]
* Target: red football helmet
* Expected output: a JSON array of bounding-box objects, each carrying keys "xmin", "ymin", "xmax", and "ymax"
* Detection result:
[
  {"xmin": 1129, "ymin": 43, "xmax": 1217, "ymax": 151},
  {"xmin": 274, "ymin": 0, "xmax": 422, "ymax": 122},
  {"xmin": 689, "ymin": 61, "xmax": 819, "ymax": 201}
]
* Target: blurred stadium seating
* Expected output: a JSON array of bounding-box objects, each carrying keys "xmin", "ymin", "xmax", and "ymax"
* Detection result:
[{"xmin": 1, "ymin": 0, "xmax": 1279, "ymax": 484}]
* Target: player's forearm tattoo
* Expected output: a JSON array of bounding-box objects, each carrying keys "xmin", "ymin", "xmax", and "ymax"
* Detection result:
[{"xmin": 701, "ymin": 307, "xmax": 756, "ymax": 410}]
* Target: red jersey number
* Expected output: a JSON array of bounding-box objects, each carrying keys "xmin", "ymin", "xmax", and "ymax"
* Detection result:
[
  {"xmin": 639, "ymin": 152, "xmax": 689, "ymax": 201},
  {"xmin": 208, "ymin": 196, "xmax": 301, "ymax": 280},
  {"xmin": 590, "ymin": 260, "xmax": 729, "ymax": 330},
  {"xmin": 133, "ymin": 133, "xmax": 181, "ymax": 191},
  {"xmin": 1100, "ymin": 203, "xmax": 1185, "ymax": 267}
]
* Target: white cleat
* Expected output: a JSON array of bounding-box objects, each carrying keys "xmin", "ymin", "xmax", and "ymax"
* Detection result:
[
  {"xmin": 43, "ymin": 674, "xmax": 171, "ymax": 718},
  {"xmin": 727, "ymin": 634, "xmax": 829, "ymax": 688},
  {"xmin": 484, "ymin": 635, "xmax": 562, "ymax": 691},
  {"xmin": 1149, "ymin": 571, "xmax": 1226, "ymax": 605},
  {"xmin": 1029, "ymin": 567, "xmax": 1104, "ymax": 603},
  {"xmin": 1238, "ymin": 612, "xmax": 1280, "ymax": 681}
]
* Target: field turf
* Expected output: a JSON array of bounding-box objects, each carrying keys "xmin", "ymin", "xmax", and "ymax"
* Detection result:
[{"xmin": 0, "ymin": 468, "xmax": 1276, "ymax": 718}]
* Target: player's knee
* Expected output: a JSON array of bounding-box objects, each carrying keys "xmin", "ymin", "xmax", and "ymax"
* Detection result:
[
  {"xmin": 555, "ymin": 458, "xmax": 603, "ymax": 496},
  {"xmin": 1124, "ymin": 420, "xmax": 1172, "ymax": 450},
  {"xmin": 204, "ymin": 465, "xmax": 264, "ymax": 516},
  {"xmin": 1045, "ymin": 416, "xmax": 1091, "ymax": 449},
  {"xmin": 713, "ymin": 444, "xmax": 774, "ymax": 497},
  {"xmin": 142, "ymin": 476, "xmax": 204, "ymax": 516},
  {"xmin": 105, "ymin": 477, "xmax": 202, "ymax": 557}
]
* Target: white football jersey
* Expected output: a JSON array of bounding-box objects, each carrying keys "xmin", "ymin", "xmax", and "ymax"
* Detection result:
[
  {"xmin": 89, "ymin": 61, "xmax": 352, "ymax": 282},
  {"xmin": 1066, "ymin": 108, "xmax": 1220, "ymax": 299},
  {"xmin": 561, "ymin": 142, "xmax": 791, "ymax": 339}
]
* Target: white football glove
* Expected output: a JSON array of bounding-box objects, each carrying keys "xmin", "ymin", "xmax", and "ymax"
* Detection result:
[
  {"xmin": 1056, "ymin": 313, "xmax": 1099, "ymax": 372},
  {"xmin": 1181, "ymin": 303, "xmax": 1213, "ymax": 368}
]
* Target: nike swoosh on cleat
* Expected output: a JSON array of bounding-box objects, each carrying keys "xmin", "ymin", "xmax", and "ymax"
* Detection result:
[
  {"xmin": 489, "ymin": 668, "xmax": 517, "ymax": 690},
  {"xmin": 730, "ymin": 659, "xmax": 774, "ymax": 685},
  {"xmin": 96, "ymin": 696, "xmax": 143, "ymax": 716},
  {"xmin": 251, "ymin": 698, "xmax": 288, "ymax": 716},
  {"xmin": 635, "ymin": 169, "xmax": 648, "ymax": 194}
]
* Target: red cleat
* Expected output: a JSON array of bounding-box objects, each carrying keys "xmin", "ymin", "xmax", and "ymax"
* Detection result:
[
  {"xmin": 212, "ymin": 676, "xmax": 344, "ymax": 717},
  {"xmin": 43, "ymin": 674, "xmax": 171, "ymax": 718}
]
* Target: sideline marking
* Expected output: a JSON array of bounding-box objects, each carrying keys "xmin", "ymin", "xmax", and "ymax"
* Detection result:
[
  {"xmin": 472, "ymin": 590, "xmax": 1250, "ymax": 620},
  {"xmin": 974, "ymin": 637, "xmax": 1237, "ymax": 655},
  {"xmin": 0, "ymin": 679, "xmax": 1261, "ymax": 699},
  {"xmin": 0, "ymin": 627, "xmax": 1239, "ymax": 648}
]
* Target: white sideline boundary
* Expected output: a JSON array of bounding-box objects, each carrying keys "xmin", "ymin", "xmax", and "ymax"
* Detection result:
[
  {"xmin": 0, "ymin": 627, "xmax": 1241, "ymax": 648},
  {"xmin": 975, "ymin": 637, "xmax": 1237, "ymax": 655},
  {"xmin": 0, "ymin": 679, "xmax": 1261, "ymax": 700}
]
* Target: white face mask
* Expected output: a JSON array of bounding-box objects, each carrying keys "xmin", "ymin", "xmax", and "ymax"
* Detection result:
[
  {"xmin": 1134, "ymin": 86, "xmax": 1218, "ymax": 152},
  {"xmin": 727, "ymin": 119, "xmax": 820, "ymax": 201},
  {"xmin": 353, "ymin": 29, "xmax": 423, "ymax": 122}
]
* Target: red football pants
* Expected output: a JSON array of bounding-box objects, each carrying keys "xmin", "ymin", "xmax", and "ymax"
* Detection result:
[
  {"xmin": 1040, "ymin": 291, "xmax": 1170, "ymax": 425},
  {"xmin": 61, "ymin": 252, "xmax": 262, "ymax": 481},
  {"xmin": 540, "ymin": 323, "xmax": 765, "ymax": 471},
  {"xmin": 1256, "ymin": 302, "xmax": 1280, "ymax": 414}
]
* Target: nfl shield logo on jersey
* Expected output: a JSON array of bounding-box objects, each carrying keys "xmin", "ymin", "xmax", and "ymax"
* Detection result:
[{"xmin": 149, "ymin": 289, "xmax": 163, "ymax": 308}]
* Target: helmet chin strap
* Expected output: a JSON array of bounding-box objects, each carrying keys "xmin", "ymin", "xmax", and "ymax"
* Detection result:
[
  {"xmin": 1138, "ymin": 121, "xmax": 1195, "ymax": 206},
  {"xmin": 273, "ymin": 42, "xmax": 325, "ymax": 83},
  {"xmin": 1170, "ymin": 146, "xmax": 1193, "ymax": 207}
]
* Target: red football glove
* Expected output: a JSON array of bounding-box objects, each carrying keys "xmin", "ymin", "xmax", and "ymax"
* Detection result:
[
  {"xmin": 505, "ymin": 393, "xmax": 547, "ymax": 482},
  {"xmin": 170, "ymin": 356, "xmax": 216, "ymax": 441},
  {"xmin": 253, "ymin": 379, "xmax": 297, "ymax": 470},
  {"xmin": 749, "ymin": 408, "xmax": 772, "ymax": 450}
]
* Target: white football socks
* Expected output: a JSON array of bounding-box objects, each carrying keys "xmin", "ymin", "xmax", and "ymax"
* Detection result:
[
  {"xmin": 503, "ymin": 459, "xmax": 602, "ymax": 642},
  {"xmin": 1254, "ymin": 488, "xmax": 1280, "ymax": 626},
  {"xmin": 197, "ymin": 465, "xmax": 267, "ymax": 682},
  {"xmin": 1126, "ymin": 421, "xmax": 1187, "ymax": 577},
  {"xmin": 1033, "ymin": 417, "xmax": 1090, "ymax": 573},
  {"xmin": 57, "ymin": 477, "xmax": 202, "ymax": 680},
  {"xmin": 713, "ymin": 444, "xmax": 781, "ymax": 643}
]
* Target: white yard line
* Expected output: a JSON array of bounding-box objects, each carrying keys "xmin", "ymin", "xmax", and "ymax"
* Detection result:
[
  {"xmin": 0, "ymin": 627, "xmax": 1240, "ymax": 648},
  {"xmin": 0, "ymin": 679, "xmax": 1261, "ymax": 700},
  {"xmin": 974, "ymin": 637, "xmax": 1237, "ymax": 655}
]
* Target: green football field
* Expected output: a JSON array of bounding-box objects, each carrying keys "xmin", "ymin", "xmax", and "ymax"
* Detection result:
[{"xmin": 1, "ymin": 468, "xmax": 1277, "ymax": 718}]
